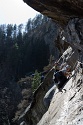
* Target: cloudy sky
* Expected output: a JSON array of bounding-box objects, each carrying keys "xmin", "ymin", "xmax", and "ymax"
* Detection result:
[{"xmin": 0, "ymin": 0, "xmax": 40, "ymax": 25}]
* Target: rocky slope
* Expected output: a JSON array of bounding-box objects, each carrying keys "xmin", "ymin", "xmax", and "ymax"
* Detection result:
[
  {"xmin": 18, "ymin": 46, "xmax": 83, "ymax": 125},
  {"xmin": 37, "ymin": 62, "xmax": 83, "ymax": 125}
]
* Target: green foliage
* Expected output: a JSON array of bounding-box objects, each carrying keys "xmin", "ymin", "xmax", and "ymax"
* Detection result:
[{"xmin": 32, "ymin": 70, "xmax": 41, "ymax": 92}]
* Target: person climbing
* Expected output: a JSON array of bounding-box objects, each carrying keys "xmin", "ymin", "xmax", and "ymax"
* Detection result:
[{"xmin": 53, "ymin": 63, "xmax": 71, "ymax": 91}]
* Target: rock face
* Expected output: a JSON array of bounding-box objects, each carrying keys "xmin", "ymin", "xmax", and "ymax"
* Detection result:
[
  {"xmin": 37, "ymin": 63, "xmax": 83, "ymax": 125},
  {"xmin": 20, "ymin": 1, "xmax": 83, "ymax": 125},
  {"xmin": 23, "ymin": 0, "xmax": 83, "ymax": 25},
  {"xmin": 24, "ymin": 46, "xmax": 83, "ymax": 125},
  {"xmin": 65, "ymin": 18, "xmax": 83, "ymax": 51},
  {"xmin": 19, "ymin": 47, "xmax": 82, "ymax": 125}
]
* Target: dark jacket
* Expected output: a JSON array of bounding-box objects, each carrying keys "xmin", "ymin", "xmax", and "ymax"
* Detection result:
[{"xmin": 53, "ymin": 70, "xmax": 68, "ymax": 89}]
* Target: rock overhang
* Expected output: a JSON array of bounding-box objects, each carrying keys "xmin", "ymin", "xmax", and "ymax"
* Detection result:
[{"xmin": 23, "ymin": 0, "xmax": 83, "ymax": 25}]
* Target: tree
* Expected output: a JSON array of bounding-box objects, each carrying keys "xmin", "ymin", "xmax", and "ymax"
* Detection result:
[
  {"xmin": 6, "ymin": 24, "xmax": 13, "ymax": 47},
  {"xmin": 25, "ymin": 18, "xmax": 32, "ymax": 32},
  {"xmin": 32, "ymin": 70, "xmax": 41, "ymax": 92},
  {"xmin": 17, "ymin": 24, "xmax": 23, "ymax": 47},
  {"xmin": 12, "ymin": 24, "xmax": 17, "ymax": 43}
]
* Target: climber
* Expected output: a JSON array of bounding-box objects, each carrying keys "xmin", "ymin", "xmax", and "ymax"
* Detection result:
[{"xmin": 53, "ymin": 64, "xmax": 71, "ymax": 91}]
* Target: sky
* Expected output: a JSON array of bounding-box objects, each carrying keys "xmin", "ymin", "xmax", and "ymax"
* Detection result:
[{"xmin": 0, "ymin": 0, "xmax": 40, "ymax": 25}]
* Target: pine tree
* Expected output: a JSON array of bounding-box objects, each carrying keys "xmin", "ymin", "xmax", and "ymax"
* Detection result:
[{"xmin": 32, "ymin": 70, "xmax": 41, "ymax": 92}]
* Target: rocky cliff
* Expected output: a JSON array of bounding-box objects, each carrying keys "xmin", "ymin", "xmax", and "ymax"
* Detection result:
[
  {"xmin": 19, "ymin": 1, "xmax": 83, "ymax": 125},
  {"xmin": 19, "ymin": 46, "xmax": 82, "ymax": 125}
]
